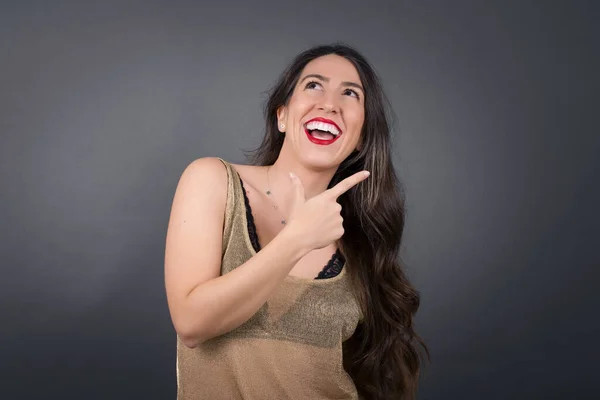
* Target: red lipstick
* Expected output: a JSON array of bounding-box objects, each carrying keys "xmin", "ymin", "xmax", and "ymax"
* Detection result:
[{"xmin": 304, "ymin": 117, "xmax": 343, "ymax": 146}]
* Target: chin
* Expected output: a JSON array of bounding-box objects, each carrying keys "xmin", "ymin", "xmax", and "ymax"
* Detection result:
[{"xmin": 298, "ymin": 152, "xmax": 342, "ymax": 171}]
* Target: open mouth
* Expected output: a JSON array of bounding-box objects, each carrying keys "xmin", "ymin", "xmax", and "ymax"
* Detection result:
[{"xmin": 303, "ymin": 118, "xmax": 342, "ymax": 145}]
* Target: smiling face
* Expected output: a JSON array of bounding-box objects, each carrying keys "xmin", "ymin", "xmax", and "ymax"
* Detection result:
[{"xmin": 277, "ymin": 54, "xmax": 365, "ymax": 170}]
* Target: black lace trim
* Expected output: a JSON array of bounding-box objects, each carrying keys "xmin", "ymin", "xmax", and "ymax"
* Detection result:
[
  {"xmin": 238, "ymin": 175, "xmax": 343, "ymax": 279},
  {"xmin": 239, "ymin": 178, "xmax": 261, "ymax": 253},
  {"xmin": 316, "ymin": 249, "xmax": 346, "ymax": 279}
]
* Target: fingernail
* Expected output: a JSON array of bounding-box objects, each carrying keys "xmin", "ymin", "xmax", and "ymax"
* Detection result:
[{"xmin": 363, "ymin": 171, "xmax": 370, "ymax": 177}]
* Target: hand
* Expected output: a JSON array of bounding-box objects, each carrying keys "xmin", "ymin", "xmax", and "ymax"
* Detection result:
[{"xmin": 284, "ymin": 170, "xmax": 370, "ymax": 251}]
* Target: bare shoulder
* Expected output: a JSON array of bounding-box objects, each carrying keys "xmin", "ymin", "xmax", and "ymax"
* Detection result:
[
  {"xmin": 166, "ymin": 156, "xmax": 229, "ymax": 251},
  {"xmin": 165, "ymin": 157, "xmax": 229, "ymax": 311},
  {"xmin": 177, "ymin": 157, "xmax": 228, "ymax": 191}
]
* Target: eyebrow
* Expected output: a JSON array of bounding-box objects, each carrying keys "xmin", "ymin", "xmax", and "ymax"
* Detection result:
[{"xmin": 300, "ymin": 73, "xmax": 364, "ymax": 93}]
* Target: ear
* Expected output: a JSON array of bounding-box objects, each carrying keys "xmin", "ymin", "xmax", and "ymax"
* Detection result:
[{"xmin": 276, "ymin": 106, "xmax": 287, "ymax": 132}]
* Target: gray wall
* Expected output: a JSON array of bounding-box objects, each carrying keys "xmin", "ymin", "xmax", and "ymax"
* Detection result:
[{"xmin": 1, "ymin": 1, "xmax": 598, "ymax": 399}]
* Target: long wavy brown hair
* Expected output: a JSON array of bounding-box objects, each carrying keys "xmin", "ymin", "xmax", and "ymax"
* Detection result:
[{"xmin": 244, "ymin": 43, "xmax": 429, "ymax": 400}]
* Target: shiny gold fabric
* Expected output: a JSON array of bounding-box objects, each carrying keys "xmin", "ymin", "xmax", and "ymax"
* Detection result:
[{"xmin": 176, "ymin": 158, "xmax": 362, "ymax": 399}]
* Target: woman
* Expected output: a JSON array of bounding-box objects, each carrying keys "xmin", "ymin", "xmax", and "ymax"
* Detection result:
[{"xmin": 165, "ymin": 43, "xmax": 428, "ymax": 400}]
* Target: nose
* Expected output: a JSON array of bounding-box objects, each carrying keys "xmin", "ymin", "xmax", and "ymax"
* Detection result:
[{"xmin": 317, "ymin": 93, "xmax": 340, "ymax": 114}]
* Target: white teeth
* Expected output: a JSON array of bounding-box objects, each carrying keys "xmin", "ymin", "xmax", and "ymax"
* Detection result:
[{"xmin": 305, "ymin": 121, "xmax": 340, "ymax": 136}]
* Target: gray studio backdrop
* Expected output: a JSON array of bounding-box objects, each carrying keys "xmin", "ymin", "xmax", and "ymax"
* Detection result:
[{"xmin": 1, "ymin": 1, "xmax": 598, "ymax": 399}]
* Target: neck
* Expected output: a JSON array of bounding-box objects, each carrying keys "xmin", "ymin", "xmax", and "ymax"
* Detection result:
[{"xmin": 267, "ymin": 153, "xmax": 338, "ymax": 204}]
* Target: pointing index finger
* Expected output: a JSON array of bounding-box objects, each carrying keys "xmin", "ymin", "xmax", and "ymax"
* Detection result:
[{"xmin": 328, "ymin": 171, "xmax": 370, "ymax": 198}]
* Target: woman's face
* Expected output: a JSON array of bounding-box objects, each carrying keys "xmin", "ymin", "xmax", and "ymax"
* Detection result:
[{"xmin": 278, "ymin": 54, "xmax": 365, "ymax": 170}]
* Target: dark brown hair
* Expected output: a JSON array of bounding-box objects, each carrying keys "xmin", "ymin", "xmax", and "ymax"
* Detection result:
[{"xmin": 245, "ymin": 43, "xmax": 429, "ymax": 400}]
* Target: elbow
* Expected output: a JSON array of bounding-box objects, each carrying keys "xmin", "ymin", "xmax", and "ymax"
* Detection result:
[
  {"xmin": 179, "ymin": 334, "xmax": 202, "ymax": 349},
  {"xmin": 171, "ymin": 300, "xmax": 220, "ymax": 348},
  {"xmin": 175, "ymin": 321, "xmax": 212, "ymax": 349},
  {"xmin": 178, "ymin": 329, "xmax": 206, "ymax": 349}
]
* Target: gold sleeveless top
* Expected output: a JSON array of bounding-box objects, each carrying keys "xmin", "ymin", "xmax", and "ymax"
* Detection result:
[{"xmin": 176, "ymin": 158, "xmax": 362, "ymax": 399}]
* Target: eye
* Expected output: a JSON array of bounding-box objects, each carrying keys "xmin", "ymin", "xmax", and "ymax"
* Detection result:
[
  {"xmin": 343, "ymin": 88, "xmax": 360, "ymax": 99},
  {"xmin": 305, "ymin": 80, "xmax": 323, "ymax": 90}
]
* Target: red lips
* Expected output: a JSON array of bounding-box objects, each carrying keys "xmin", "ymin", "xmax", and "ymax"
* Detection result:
[
  {"xmin": 305, "ymin": 117, "xmax": 342, "ymax": 134},
  {"xmin": 304, "ymin": 117, "xmax": 342, "ymax": 146}
]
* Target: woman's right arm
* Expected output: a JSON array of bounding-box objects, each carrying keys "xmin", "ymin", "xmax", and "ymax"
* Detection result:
[{"xmin": 164, "ymin": 157, "xmax": 308, "ymax": 348}]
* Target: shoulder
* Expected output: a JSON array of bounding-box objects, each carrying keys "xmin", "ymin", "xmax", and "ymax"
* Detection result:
[
  {"xmin": 180, "ymin": 157, "xmax": 228, "ymax": 182},
  {"xmin": 173, "ymin": 157, "xmax": 229, "ymax": 202}
]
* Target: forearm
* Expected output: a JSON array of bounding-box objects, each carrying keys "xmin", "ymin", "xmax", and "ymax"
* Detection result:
[{"xmin": 179, "ymin": 228, "xmax": 307, "ymax": 347}]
